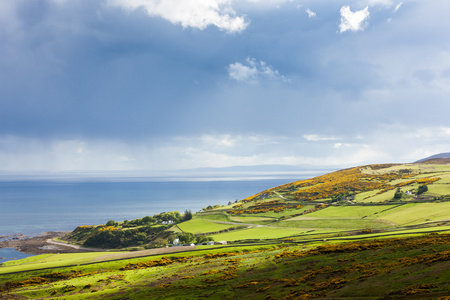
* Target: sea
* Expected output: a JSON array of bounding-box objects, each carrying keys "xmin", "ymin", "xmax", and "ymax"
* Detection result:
[{"xmin": 0, "ymin": 171, "xmax": 327, "ymax": 263}]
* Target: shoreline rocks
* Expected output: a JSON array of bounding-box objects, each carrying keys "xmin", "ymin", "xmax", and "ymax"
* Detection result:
[{"xmin": 0, "ymin": 231, "xmax": 84, "ymax": 255}]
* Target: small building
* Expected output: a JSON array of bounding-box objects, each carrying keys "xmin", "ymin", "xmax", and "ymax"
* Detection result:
[
  {"xmin": 173, "ymin": 238, "xmax": 180, "ymax": 246},
  {"xmin": 215, "ymin": 241, "xmax": 227, "ymax": 245}
]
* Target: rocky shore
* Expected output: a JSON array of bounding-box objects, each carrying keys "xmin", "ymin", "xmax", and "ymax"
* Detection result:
[{"xmin": 0, "ymin": 232, "xmax": 87, "ymax": 254}]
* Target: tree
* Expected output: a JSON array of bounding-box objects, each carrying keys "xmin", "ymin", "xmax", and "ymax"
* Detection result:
[
  {"xmin": 417, "ymin": 184, "xmax": 428, "ymax": 195},
  {"xmin": 183, "ymin": 209, "xmax": 193, "ymax": 221},
  {"xmin": 393, "ymin": 188, "xmax": 403, "ymax": 200},
  {"xmin": 169, "ymin": 211, "xmax": 181, "ymax": 223},
  {"xmin": 147, "ymin": 237, "xmax": 168, "ymax": 248},
  {"xmin": 178, "ymin": 232, "xmax": 196, "ymax": 244},
  {"xmin": 142, "ymin": 216, "xmax": 155, "ymax": 224},
  {"xmin": 106, "ymin": 220, "xmax": 119, "ymax": 227}
]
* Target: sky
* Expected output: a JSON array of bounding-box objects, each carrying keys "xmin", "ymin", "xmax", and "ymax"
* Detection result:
[{"xmin": 1, "ymin": 0, "xmax": 450, "ymax": 173}]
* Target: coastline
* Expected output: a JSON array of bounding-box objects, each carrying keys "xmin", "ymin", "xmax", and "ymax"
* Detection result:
[{"xmin": 0, "ymin": 232, "xmax": 89, "ymax": 255}]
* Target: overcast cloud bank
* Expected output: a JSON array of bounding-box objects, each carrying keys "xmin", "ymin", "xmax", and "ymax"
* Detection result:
[{"xmin": 0, "ymin": 0, "xmax": 449, "ymax": 173}]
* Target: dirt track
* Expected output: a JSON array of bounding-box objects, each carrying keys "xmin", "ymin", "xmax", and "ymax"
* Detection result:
[{"xmin": 91, "ymin": 246, "xmax": 196, "ymax": 262}]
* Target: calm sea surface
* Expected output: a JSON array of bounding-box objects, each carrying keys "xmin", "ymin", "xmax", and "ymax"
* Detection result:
[{"xmin": 0, "ymin": 178, "xmax": 308, "ymax": 236}]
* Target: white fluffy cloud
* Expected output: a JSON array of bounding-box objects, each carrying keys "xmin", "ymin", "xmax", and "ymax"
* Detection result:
[
  {"xmin": 339, "ymin": 6, "xmax": 370, "ymax": 33},
  {"xmin": 107, "ymin": 0, "xmax": 248, "ymax": 33},
  {"xmin": 305, "ymin": 8, "xmax": 316, "ymax": 18},
  {"xmin": 228, "ymin": 61, "xmax": 259, "ymax": 82},
  {"xmin": 228, "ymin": 57, "xmax": 286, "ymax": 83}
]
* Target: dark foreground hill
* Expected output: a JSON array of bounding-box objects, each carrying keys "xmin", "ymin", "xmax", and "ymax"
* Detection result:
[{"xmin": 0, "ymin": 233, "xmax": 449, "ymax": 299}]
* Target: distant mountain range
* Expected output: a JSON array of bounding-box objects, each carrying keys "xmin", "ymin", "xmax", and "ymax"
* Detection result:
[{"xmin": 415, "ymin": 152, "xmax": 450, "ymax": 163}]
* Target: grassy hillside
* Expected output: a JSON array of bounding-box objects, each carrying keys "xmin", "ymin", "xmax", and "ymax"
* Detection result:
[
  {"xmin": 1, "ymin": 161, "xmax": 450, "ymax": 299},
  {"xmin": 191, "ymin": 162, "xmax": 450, "ymax": 245},
  {"xmin": 0, "ymin": 234, "xmax": 449, "ymax": 299}
]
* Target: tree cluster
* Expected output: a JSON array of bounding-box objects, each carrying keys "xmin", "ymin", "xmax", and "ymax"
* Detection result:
[
  {"xmin": 81, "ymin": 225, "xmax": 167, "ymax": 248},
  {"xmin": 66, "ymin": 209, "xmax": 194, "ymax": 249}
]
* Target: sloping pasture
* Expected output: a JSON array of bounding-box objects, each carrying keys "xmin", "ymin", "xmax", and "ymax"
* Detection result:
[
  {"xmin": 210, "ymin": 226, "xmax": 307, "ymax": 241},
  {"xmin": 375, "ymin": 201, "xmax": 450, "ymax": 226},
  {"xmin": 0, "ymin": 252, "xmax": 112, "ymax": 275},
  {"xmin": 277, "ymin": 218, "xmax": 393, "ymax": 230},
  {"xmin": 279, "ymin": 205, "xmax": 398, "ymax": 230},
  {"xmin": 193, "ymin": 212, "xmax": 231, "ymax": 222},
  {"xmin": 177, "ymin": 219, "xmax": 239, "ymax": 234},
  {"xmin": 290, "ymin": 205, "xmax": 397, "ymax": 219}
]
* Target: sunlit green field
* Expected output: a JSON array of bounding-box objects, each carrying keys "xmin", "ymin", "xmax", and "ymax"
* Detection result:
[
  {"xmin": 278, "ymin": 218, "xmax": 394, "ymax": 230},
  {"xmin": 193, "ymin": 213, "xmax": 231, "ymax": 222},
  {"xmin": 357, "ymin": 189, "xmax": 397, "ymax": 203},
  {"xmin": 428, "ymin": 182, "xmax": 450, "ymax": 193},
  {"xmin": 210, "ymin": 226, "xmax": 307, "ymax": 241},
  {"xmin": 0, "ymin": 252, "xmax": 114, "ymax": 275},
  {"xmin": 177, "ymin": 219, "xmax": 239, "ymax": 234},
  {"xmin": 375, "ymin": 201, "xmax": 450, "ymax": 225},
  {"xmin": 229, "ymin": 216, "xmax": 275, "ymax": 222},
  {"xmin": 293, "ymin": 205, "xmax": 397, "ymax": 219}
]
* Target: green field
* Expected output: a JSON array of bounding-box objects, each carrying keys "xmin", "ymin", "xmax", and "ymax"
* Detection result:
[
  {"xmin": 375, "ymin": 201, "xmax": 450, "ymax": 225},
  {"xmin": 353, "ymin": 189, "xmax": 381, "ymax": 202},
  {"xmin": 292, "ymin": 205, "xmax": 397, "ymax": 219},
  {"xmin": 229, "ymin": 216, "xmax": 276, "ymax": 222},
  {"xmin": 0, "ymin": 252, "xmax": 113, "ymax": 275},
  {"xmin": 177, "ymin": 219, "xmax": 239, "ymax": 234},
  {"xmin": 428, "ymin": 182, "xmax": 450, "ymax": 194},
  {"xmin": 193, "ymin": 212, "xmax": 232, "ymax": 222},
  {"xmin": 357, "ymin": 189, "xmax": 398, "ymax": 202},
  {"xmin": 278, "ymin": 218, "xmax": 394, "ymax": 230},
  {"xmin": 210, "ymin": 226, "xmax": 306, "ymax": 241}
]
